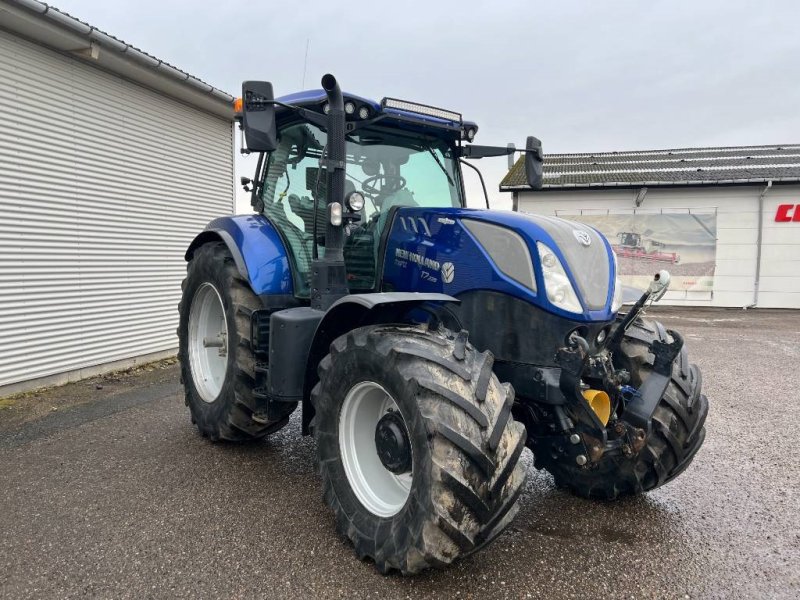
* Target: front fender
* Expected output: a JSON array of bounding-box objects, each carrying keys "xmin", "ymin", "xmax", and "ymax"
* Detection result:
[
  {"xmin": 300, "ymin": 292, "xmax": 460, "ymax": 434},
  {"xmin": 185, "ymin": 215, "xmax": 293, "ymax": 296}
]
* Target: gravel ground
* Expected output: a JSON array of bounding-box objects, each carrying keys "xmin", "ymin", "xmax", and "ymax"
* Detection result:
[{"xmin": 1, "ymin": 308, "xmax": 798, "ymax": 599}]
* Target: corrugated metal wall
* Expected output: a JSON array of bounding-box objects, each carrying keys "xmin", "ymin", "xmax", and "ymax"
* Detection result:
[{"xmin": 0, "ymin": 30, "xmax": 234, "ymax": 389}]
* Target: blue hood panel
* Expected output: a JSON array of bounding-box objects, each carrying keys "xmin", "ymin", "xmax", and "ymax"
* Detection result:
[{"xmin": 381, "ymin": 208, "xmax": 617, "ymax": 323}]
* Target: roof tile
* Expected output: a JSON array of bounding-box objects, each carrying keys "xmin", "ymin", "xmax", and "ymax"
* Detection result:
[{"xmin": 500, "ymin": 144, "xmax": 800, "ymax": 189}]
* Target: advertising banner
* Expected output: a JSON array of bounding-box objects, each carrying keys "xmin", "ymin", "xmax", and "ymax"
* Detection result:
[{"xmin": 564, "ymin": 211, "xmax": 717, "ymax": 292}]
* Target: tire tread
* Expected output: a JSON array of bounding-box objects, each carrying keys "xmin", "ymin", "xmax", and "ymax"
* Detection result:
[
  {"xmin": 311, "ymin": 325, "xmax": 527, "ymax": 574},
  {"xmin": 178, "ymin": 242, "xmax": 294, "ymax": 442}
]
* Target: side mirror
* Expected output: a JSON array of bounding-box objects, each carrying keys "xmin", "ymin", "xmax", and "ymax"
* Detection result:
[
  {"xmin": 524, "ymin": 136, "xmax": 544, "ymax": 189},
  {"xmin": 241, "ymin": 81, "xmax": 278, "ymax": 152}
]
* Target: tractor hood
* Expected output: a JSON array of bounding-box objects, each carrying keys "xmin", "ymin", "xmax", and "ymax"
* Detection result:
[{"xmin": 381, "ymin": 207, "xmax": 620, "ymax": 323}]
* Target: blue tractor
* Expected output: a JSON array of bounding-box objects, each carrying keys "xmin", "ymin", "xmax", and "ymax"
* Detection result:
[{"xmin": 178, "ymin": 75, "xmax": 708, "ymax": 574}]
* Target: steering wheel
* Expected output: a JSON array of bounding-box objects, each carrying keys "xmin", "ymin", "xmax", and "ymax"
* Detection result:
[{"xmin": 362, "ymin": 174, "xmax": 407, "ymax": 197}]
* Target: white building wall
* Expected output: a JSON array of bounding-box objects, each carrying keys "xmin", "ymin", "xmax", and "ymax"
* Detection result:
[
  {"xmin": 0, "ymin": 31, "xmax": 235, "ymax": 392},
  {"xmin": 517, "ymin": 184, "xmax": 800, "ymax": 308},
  {"xmin": 758, "ymin": 185, "xmax": 800, "ymax": 308}
]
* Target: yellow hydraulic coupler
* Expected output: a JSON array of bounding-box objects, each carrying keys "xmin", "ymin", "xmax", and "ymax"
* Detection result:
[{"xmin": 582, "ymin": 389, "xmax": 611, "ymax": 426}]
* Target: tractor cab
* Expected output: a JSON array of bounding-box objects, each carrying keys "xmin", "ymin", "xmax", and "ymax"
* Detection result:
[
  {"xmin": 236, "ymin": 79, "xmax": 542, "ymax": 305},
  {"xmin": 617, "ymin": 231, "xmax": 642, "ymax": 248},
  {"xmin": 257, "ymin": 121, "xmax": 463, "ymax": 294}
]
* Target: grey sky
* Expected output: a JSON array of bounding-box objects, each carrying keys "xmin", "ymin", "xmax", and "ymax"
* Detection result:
[{"xmin": 52, "ymin": 0, "xmax": 800, "ymax": 211}]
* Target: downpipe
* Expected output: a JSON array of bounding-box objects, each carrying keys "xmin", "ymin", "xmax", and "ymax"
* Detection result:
[{"xmin": 747, "ymin": 180, "xmax": 772, "ymax": 309}]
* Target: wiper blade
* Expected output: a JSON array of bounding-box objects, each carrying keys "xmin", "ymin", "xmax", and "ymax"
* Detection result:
[{"xmin": 427, "ymin": 148, "xmax": 454, "ymax": 187}]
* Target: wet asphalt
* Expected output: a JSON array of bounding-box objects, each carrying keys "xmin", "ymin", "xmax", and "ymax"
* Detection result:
[{"xmin": 1, "ymin": 308, "xmax": 798, "ymax": 599}]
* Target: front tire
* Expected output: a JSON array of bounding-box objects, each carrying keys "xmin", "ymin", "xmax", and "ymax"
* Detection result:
[
  {"xmin": 311, "ymin": 324, "xmax": 527, "ymax": 574},
  {"xmin": 542, "ymin": 317, "xmax": 709, "ymax": 499},
  {"xmin": 178, "ymin": 242, "xmax": 294, "ymax": 441}
]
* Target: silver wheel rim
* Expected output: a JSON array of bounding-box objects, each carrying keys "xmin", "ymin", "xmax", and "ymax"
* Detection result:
[
  {"xmin": 339, "ymin": 381, "xmax": 412, "ymax": 517},
  {"xmin": 188, "ymin": 282, "xmax": 228, "ymax": 403}
]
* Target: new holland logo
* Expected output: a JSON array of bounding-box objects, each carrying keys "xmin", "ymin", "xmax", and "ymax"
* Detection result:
[
  {"xmin": 573, "ymin": 230, "xmax": 592, "ymax": 247},
  {"xmin": 441, "ymin": 262, "xmax": 455, "ymax": 284}
]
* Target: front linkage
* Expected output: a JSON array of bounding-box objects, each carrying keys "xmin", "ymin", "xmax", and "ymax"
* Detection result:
[{"xmin": 525, "ymin": 271, "xmax": 708, "ymax": 497}]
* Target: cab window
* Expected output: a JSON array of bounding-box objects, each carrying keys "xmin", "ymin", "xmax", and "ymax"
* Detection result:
[{"xmin": 260, "ymin": 123, "xmax": 462, "ymax": 296}]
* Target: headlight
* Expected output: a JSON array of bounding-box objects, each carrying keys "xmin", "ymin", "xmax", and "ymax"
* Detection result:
[
  {"xmin": 536, "ymin": 242, "xmax": 582, "ymax": 314},
  {"xmin": 462, "ymin": 220, "xmax": 536, "ymax": 291},
  {"xmin": 346, "ymin": 191, "xmax": 365, "ymax": 212},
  {"xmin": 611, "ymin": 250, "xmax": 623, "ymax": 312},
  {"xmin": 611, "ymin": 280, "xmax": 624, "ymax": 312}
]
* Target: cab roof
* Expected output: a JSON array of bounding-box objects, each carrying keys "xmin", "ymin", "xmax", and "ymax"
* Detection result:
[{"xmin": 275, "ymin": 89, "xmax": 478, "ymax": 142}]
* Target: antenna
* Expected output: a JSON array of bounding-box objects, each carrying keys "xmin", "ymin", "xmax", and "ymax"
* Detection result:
[{"xmin": 301, "ymin": 39, "xmax": 310, "ymax": 89}]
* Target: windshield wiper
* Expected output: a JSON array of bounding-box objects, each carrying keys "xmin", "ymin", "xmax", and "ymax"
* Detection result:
[{"xmin": 427, "ymin": 148, "xmax": 455, "ymax": 187}]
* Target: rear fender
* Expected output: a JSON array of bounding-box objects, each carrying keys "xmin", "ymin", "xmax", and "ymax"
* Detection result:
[
  {"xmin": 185, "ymin": 215, "xmax": 293, "ymax": 296},
  {"xmin": 301, "ymin": 293, "xmax": 460, "ymax": 434}
]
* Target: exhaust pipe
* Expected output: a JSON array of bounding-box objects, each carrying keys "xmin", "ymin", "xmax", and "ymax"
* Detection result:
[
  {"xmin": 321, "ymin": 73, "xmax": 343, "ymax": 111},
  {"xmin": 321, "ymin": 73, "xmax": 346, "ymax": 261},
  {"xmin": 310, "ymin": 74, "xmax": 349, "ymax": 310}
]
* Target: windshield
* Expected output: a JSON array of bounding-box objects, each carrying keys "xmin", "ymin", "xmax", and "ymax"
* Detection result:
[{"xmin": 259, "ymin": 123, "xmax": 463, "ymax": 296}]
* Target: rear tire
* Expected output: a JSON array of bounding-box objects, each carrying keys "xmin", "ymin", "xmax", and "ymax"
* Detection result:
[
  {"xmin": 311, "ymin": 324, "xmax": 527, "ymax": 574},
  {"xmin": 542, "ymin": 317, "xmax": 709, "ymax": 499},
  {"xmin": 178, "ymin": 242, "xmax": 294, "ymax": 441}
]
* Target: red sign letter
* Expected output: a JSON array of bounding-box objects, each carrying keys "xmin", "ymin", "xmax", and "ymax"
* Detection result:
[{"xmin": 775, "ymin": 204, "xmax": 794, "ymax": 222}]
